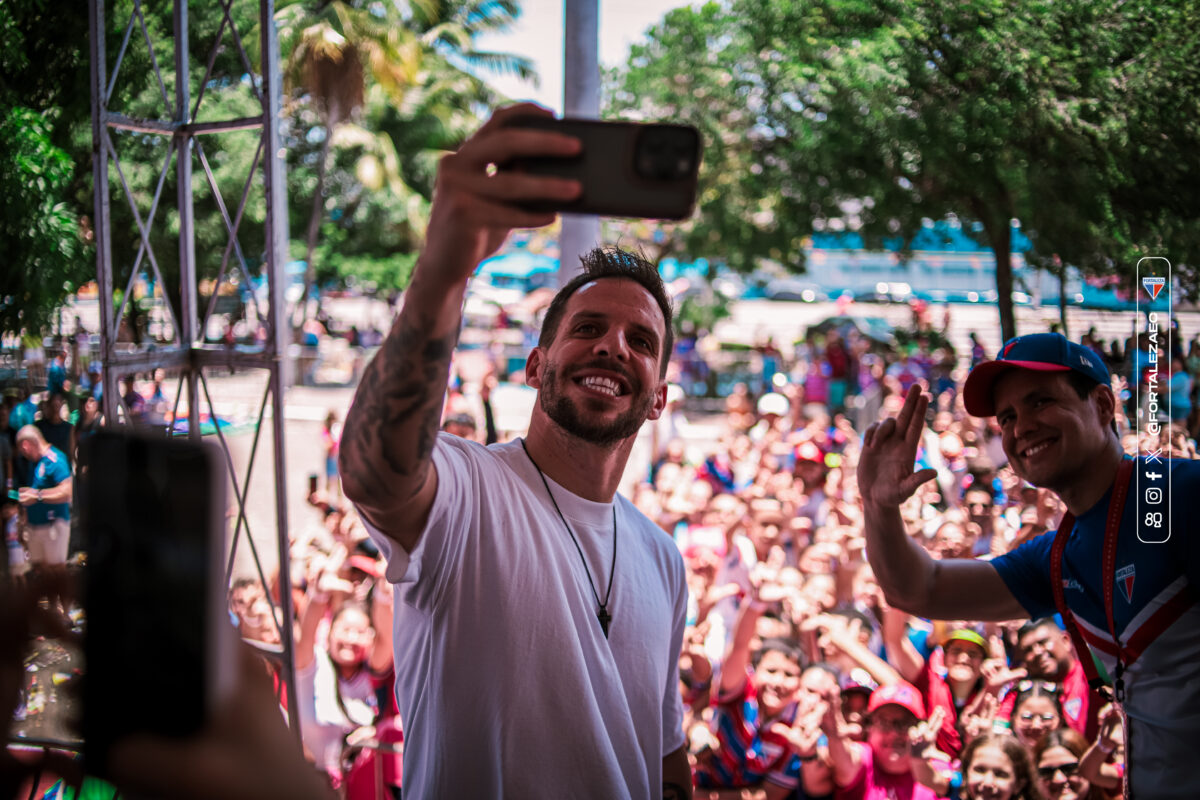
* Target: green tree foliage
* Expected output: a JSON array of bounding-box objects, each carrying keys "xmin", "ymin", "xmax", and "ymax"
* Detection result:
[
  {"xmin": 0, "ymin": 0, "xmax": 92, "ymax": 337},
  {"xmin": 4, "ymin": 0, "xmax": 532, "ymax": 341},
  {"xmin": 0, "ymin": 108, "xmax": 86, "ymax": 337},
  {"xmin": 274, "ymin": 0, "xmax": 534, "ymax": 316},
  {"xmin": 605, "ymin": 3, "xmax": 811, "ymax": 273},
  {"xmin": 609, "ymin": 0, "xmax": 1200, "ymax": 340}
]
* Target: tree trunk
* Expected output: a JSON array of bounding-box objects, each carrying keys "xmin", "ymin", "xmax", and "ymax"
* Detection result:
[
  {"xmin": 296, "ymin": 123, "xmax": 334, "ymax": 325},
  {"xmin": 1058, "ymin": 265, "xmax": 1069, "ymax": 337},
  {"xmin": 971, "ymin": 192, "xmax": 1016, "ymax": 343},
  {"xmin": 992, "ymin": 229, "xmax": 1016, "ymax": 343}
]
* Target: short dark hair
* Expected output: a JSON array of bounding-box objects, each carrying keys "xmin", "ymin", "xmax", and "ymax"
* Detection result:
[
  {"xmin": 830, "ymin": 607, "xmax": 875, "ymax": 632},
  {"xmin": 1016, "ymin": 616, "xmax": 1061, "ymax": 643},
  {"xmin": 1063, "ymin": 369, "xmax": 1100, "ymax": 401},
  {"xmin": 1063, "ymin": 369, "xmax": 1119, "ymax": 436},
  {"xmin": 231, "ymin": 577, "xmax": 259, "ymax": 592},
  {"xmin": 802, "ymin": 661, "xmax": 841, "ymax": 682},
  {"xmin": 537, "ymin": 246, "xmax": 674, "ymax": 378},
  {"xmin": 963, "ymin": 484, "xmax": 993, "ymax": 501},
  {"xmin": 753, "ymin": 637, "xmax": 804, "ymax": 668}
]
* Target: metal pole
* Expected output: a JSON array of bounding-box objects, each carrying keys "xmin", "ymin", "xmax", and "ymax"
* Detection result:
[
  {"xmin": 174, "ymin": 0, "xmax": 202, "ymax": 439},
  {"xmin": 261, "ymin": 0, "xmax": 300, "ymax": 735},
  {"xmin": 89, "ymin": 0, "xmax": 298, "ymax": 741},
  {"xmin": 558, "ymin": 0, "xmax": 600, "ymax": 285},
  {"xmin": 89, "ymin": 0, "xmax": 118, "ymax": 423}
]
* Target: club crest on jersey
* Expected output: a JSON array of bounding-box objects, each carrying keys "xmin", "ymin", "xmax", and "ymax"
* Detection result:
[
  {"xmin": 1116, "ymin": 564, "xmax": 1136, "ymax": 603},
  {"xmin": 1064, "ymin": 696, "xmax": 1083, "ymax": 722}
]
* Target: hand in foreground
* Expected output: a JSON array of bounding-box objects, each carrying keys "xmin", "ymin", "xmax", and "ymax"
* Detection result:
[
  {"xmin": 421, "ymin": 103, "xmax": 582, "ymax": 286},
  {"xmin": 1, "ymin": 573, "xmax": 80, "ymax": 799},
  {"xmin": 107, "ymin": 646, "xmax": 336, "ymax": 800},
  {"xmin": 857, "ymin": 387, "xmax": 937, "ymax": 509}
]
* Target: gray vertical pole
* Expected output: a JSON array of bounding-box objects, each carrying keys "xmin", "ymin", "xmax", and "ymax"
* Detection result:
[
  {"xmin": 175, "ymin": 0, "xmax": 201, "ymax": 439},
  {"xmin": 90, "ymin": 0, "xmax": 118, "ymax": 423},
  {"xmin": 261, "ymin": 0, "xmax": 300, "ymax": 735},
  {"xmin": 559, "ymin": 0, "xmax": 601, "ymax": 285}
]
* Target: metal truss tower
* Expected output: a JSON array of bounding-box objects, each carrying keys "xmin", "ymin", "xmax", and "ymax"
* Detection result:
[{"xmin": 87, "ymin": 0, "xmax": 298, "ymax": 728}]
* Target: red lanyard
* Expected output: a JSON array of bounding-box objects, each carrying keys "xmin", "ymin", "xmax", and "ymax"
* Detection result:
[{"xmin": 1049, "ymin": 458, "xmax": 1135, "ymax": 701}]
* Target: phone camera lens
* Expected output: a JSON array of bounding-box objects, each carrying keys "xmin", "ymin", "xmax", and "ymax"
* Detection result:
[{"xmin": 635, "ymin": 128, "xmax": 695, "ymax": 182}]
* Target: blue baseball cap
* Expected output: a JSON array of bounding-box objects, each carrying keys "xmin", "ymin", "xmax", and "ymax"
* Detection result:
[{"xmin": 963, "ymin": 333, "xmax": 1111, "ymax": 417}]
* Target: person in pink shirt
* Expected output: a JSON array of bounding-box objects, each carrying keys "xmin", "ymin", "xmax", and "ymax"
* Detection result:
[{"xmin": 823, "ymin": 682, "xmax": 942, "ymax": 800}]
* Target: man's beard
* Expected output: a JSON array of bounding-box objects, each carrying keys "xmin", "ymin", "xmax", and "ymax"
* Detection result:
[{"xmin": 539, "ymin": 359, "xmax": 656, "ymax": 446}]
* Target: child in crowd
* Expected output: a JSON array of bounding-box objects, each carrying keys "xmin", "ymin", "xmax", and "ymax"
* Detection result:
[{"xmin": 960, "ymin": 733, "xmax": 1045, "ymax": 800}]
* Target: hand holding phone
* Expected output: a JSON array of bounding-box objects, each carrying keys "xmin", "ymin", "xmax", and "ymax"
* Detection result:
[
  {"xmin": 499, "ymin": 115, "xmax": 702, "ymax": 220},
  {"xmin": 81, "ymin": 431, "xmax": 234, "ymax": 776},
  {"xmin": 420, "ymin": 103, "xmax": 583, "ymax": 284}
]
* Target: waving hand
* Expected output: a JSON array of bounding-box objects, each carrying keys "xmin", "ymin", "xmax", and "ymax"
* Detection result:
[{"xmin": 857, "ymin": 387, "xmax": 938, "ymax": 509}]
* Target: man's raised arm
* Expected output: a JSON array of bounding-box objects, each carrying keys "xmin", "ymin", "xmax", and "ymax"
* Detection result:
[
  {"xmin": 339, "ymin": 104, "xmax": 581, "ymax": 552},
  {"xmin": 856, "ymin": 388, "xmax": 1027, "ymax": 622}
]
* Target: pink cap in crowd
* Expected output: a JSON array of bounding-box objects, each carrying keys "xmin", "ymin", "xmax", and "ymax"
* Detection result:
[{"xmin": 867, "ymin": 682, "xmax": 926, "ymax": 720}]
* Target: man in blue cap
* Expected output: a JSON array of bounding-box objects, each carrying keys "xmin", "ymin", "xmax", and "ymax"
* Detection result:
[{"xmin": 857, "ymin": 331, "xmax": 1200, "ymax": 800}]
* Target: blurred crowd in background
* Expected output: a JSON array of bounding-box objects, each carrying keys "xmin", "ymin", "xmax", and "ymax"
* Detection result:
[{"xmin": 6, "ymin": 309, "xmax": 1195, "ymax": 800}]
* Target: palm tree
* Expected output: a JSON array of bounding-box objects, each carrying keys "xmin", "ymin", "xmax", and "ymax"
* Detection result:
[{"xmin": 272, "ymin": 0, "xmax": 535, "ymax": 319}]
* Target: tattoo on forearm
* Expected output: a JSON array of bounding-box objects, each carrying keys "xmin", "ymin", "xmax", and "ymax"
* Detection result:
[{"xmin": 342, "ymin": 311, "xmax": 458, "ymax": 497}]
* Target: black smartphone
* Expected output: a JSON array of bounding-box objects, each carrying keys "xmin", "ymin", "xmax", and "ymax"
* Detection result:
[
  {"xmin": 81, "ymin": 431, "xmax": 234, "ymax": 775},
  {"xmin": 501, "ymin": 116, "xmax": 702, "ymax": 220}
]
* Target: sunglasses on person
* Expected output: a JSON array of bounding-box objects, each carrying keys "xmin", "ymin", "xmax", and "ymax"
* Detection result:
[
  {"xmin": 967, "ymin": 501, "xmax": 993, "ymax": 512},
  {"xmin": 1037, "ymin": 761, "xmax": 1080, "ymax": 780},
  {"xmin": 1016, "ymin": 680, "xmax": 1059, "ymax": 693},
  {"xmin": 1018, "ymin": 711, "xmax": 1059, "ymax": 723}
]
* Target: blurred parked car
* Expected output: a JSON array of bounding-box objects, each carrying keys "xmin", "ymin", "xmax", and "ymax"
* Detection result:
[
  {"xmin": 854, "ymin": 281, "xmax": 913, "ymax": 304},
  {"xmin": 807, "ymin": 315, "xmax": 897, "ymax": 347},
  {"xmin": 764, "ymin": 278, "xmax": 829, "ymax": 302}
]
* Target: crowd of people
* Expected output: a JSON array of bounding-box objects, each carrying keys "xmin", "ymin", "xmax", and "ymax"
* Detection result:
[
  {"xmin": 293, "ymin": 306, "xmax": 1192, "ymax": 797},
  {"xmin": 633, "ymin": 360, "xmax": 1154, "ymax": 799},
  {"xmin": 6, "ymin": 107, "xmax": 1199, "ymax": 799},
  {"xmin": 4, "ymin": 292, "xmax": 1195, "ymax": 800}
]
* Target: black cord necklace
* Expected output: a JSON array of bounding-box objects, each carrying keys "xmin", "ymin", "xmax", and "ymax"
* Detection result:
[{"xmin": 520, "ymin": 438, "xmax": 617, "ymax": 638}]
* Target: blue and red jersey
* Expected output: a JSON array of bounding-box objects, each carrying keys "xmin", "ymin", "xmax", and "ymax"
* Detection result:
[{"xmin": 693, "ymin": 671, "xmax": 803, "ymax": 791}]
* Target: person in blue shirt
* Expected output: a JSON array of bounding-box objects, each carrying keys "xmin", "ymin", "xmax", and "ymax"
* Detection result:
[
  {"xmin": 8, "ymin": 388, "xmax": 39, "ymax": 489},
  {"xmin": 9, "ymin": 387, "xmax": 36, "ymax": 431},
  {"xmin": 858, "ymin": 332, "xmax": 1200, "ymax": 800},
  {"xmin": 15, "ymin": 425, "xmax": 73, "ymax": 584},
  {"xmin": 1166, "ymin": 353, "xmax": 1192, "ymax": 423},
  {"xmin": 45, "ymin": 348, "xmax": 69, "ymax": 396}
]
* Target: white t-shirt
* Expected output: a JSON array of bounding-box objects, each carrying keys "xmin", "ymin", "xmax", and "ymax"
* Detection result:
[{"xmin": 362, "ymin": 435, "xmax": 689, "ymax": 799}]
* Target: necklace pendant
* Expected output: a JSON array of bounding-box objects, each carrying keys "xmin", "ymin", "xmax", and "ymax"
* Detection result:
[{"xmin": 598, "ymin": 607, "xmax": 611, "ymax": 638}]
